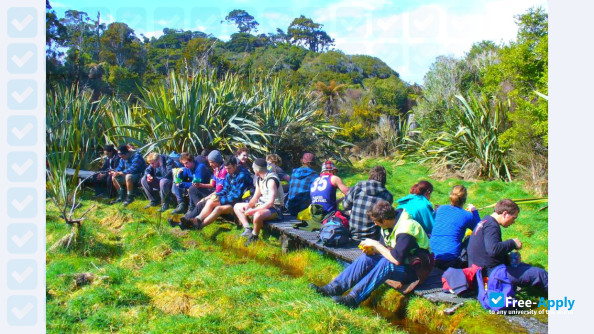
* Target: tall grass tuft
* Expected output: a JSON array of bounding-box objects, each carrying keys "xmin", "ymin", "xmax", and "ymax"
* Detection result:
[{"xmin": 416, "ymin": 94, "xmax": 511, "ymax": 181}]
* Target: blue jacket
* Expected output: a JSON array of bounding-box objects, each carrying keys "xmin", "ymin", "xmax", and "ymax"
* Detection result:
[
  {"xmin": 144, "ymin": 155, "xmax": 176, "ymax": 180},
  {"xmin": 177, "ymin": 160, "xmax": 212, "ymax": 189},
  {"xmin": 217, "ymin": 166, "xmax": 253, "ymax": 205},
  {"xmin": 116, "ymin": 151, "xmax": 146, "ymax": 175},
  {"xmin": 430, "ymin": 205, "xmax": 481, "ymax": 262},
  {"xmin": 396, "ymin": 194, "xmax": 435, "ymax": 235}
]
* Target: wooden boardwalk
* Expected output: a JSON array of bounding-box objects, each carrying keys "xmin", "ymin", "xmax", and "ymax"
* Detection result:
[{"xmin": 265, "ymin": 215, "xmax": 474, "ymax": 314}]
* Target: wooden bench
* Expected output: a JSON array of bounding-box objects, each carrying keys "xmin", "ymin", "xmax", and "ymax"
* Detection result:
[{"xmin": 265, "ymin": 215, "xmax": 474, "ymax": 314}]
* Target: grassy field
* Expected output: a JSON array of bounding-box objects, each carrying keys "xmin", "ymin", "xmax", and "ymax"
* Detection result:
[{"xmin": 46, "ymin": 158, "xmax": 548, "ymax": 333}]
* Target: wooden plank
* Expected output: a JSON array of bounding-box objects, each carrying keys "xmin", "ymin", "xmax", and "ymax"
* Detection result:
[{"xmin": 65, "ymin": 168, "xmax": 97, "ymax": 179}]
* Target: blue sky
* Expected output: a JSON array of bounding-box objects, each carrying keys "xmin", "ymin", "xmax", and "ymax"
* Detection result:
[{"xmin": 50, "ymin": 0, "xmax": 548, "ymax": 84}]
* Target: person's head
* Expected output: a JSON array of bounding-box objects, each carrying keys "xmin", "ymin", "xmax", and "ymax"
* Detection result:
[
  {"xmin": 200, "ymin": 148, "xmax": 211, "ymax": 158},
  {"xmin": 223, "ymin": 156, "xmax": 239, "ymax": 175},
  {"xmin": 266, "ymin": 154, "xmax": 282, "ymax": 167},
  {"xmin": 449, "ymin": 185, "xmax": 467, "ymax": 208},
  {"xmin": 368, "ymin": 166, "xmax": 387, "ymax": 187},
  {"xmin": 147, "ymin": 152, "xmax": 161, "ymax": 168},
  {"xmin": 127, "ymin": 143, "xmax": 135, "ymax": 151},
  {"xmin": 235, "ymin": 146, "xmax": 249, "ymax": 164},
  {"xmin": 252, "ymin": 158, "xmax": 267, "ymax": 176},
  {"xmin": 103, "ymin": 144, "xmax": 116, "ymax": 158},
  {"xmin": 321, "ymin": 160, "xmax": 337, "ymax": 174},
  {"xmin": 179, "ymin": 152, "xmax": 195, "ymax": 169},
  {"xmin": 207, "ymin": 150, "xmax": 223, "ymax": 169},
  {"xmin": 117, "ymin": 144, "xmax": 130, "ymax": 159},
  {"xmin": 493, "ymin": 199, "xmax": 520, "ymax": 227},
  {"xmin": 410, "ymin": 180, "xmax": 433, "ymax": 200},
  {"xmin": 367, "ymin": 200, "xmax": 397, "ymax": 229},
  {"xmin": 301, "ymin": 153, "xmax": 315, "ymax": 167}
]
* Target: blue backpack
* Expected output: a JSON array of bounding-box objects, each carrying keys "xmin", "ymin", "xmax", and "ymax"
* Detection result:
[
  {"xmin": 476, "ymin": 264, "xmax": 516, "ymax": 311},
  {"xmin": 319, "ymin": 219, "xmax": 351, "ymax": 247}
]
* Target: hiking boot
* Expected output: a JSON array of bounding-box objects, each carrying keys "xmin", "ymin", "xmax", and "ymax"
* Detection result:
[
  {"xmin": 158, "ymin": 202, "xmax": 169, "ymax": 212},
  {"xmin": 144, "ymin": 201, "xmax": 159, "ymax": 209},
  {"xmin": 240, "ymin": 227, "xmax": 253, "ymax": 237},
  {"xmin": 167, "ymin": 218, "xmax": 179, "ymax": 228},
  {"xmin": 309, "ymin": 283, "xmax": 334, "ymax": 297},
  {"xmin": 170, "ymin": 202, "xmax": 188, "ymax": 215},
  {"xmin": 109, "ymin": 190, "xmax": 126, "ymax": 205},
  {"xmin": 332, "ymin": 295, "xmax": 358, "ymax": 308},
  {"xmin": 122, "ymin": 195, "xmax": 135, "ymax": 207},
  {"xmin": 244, "ymin": 234, "xmax": 259, "ymax": 246},
  {"xmin": 180, "ymin": 217, "xmax": 202, "ymax": 230}
]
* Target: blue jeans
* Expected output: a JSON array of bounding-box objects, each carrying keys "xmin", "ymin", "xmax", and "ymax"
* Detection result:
[
  {"xmin": 326, "ymin": 253, "xmax": 417, "ymax": 305},
  {"xmin": 172, "ymin": 183, "xmax": 188, "ymax": 203}
]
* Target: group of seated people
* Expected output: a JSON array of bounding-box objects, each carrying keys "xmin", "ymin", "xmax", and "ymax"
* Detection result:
[{"xmin": 91, "ymin": 144, "xmax": 548, "ymax": 308}]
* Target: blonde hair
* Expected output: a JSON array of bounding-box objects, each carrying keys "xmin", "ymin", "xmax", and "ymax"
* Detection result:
[
  {"xmin": 147, "ymin": 152, "xmax": 160, "ymax": 163},
  {"xmin": 266, "ymin": 154, "xmax": 282, "ymax": 166},
  {"xmin": 449, "ymin": 185, "xmax": 467, "ymax": 207}
]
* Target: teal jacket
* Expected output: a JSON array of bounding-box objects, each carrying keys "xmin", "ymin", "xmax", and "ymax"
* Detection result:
[{"xmin": 396, "ymin": 194, "xmax": 434, "ymax": 235}]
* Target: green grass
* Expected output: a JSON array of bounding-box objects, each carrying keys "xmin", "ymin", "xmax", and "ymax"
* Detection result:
[{"xmin": 47, "ymin": 158, "xmax": 547, "ymax": 333}]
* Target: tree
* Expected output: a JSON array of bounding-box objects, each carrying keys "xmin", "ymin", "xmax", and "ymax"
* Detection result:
[
  {"xmin": 288, "ymin": 16, "xmax": 334, "ymax": 52},
  {"xmin": 224, "ymin": 9, "xmax": 259, "ymax": 34},
  {"xmin": 315, "ymin": 80, "xmax": 346, "ymax": 117}
]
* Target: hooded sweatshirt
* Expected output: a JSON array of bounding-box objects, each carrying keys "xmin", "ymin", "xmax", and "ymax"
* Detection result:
[
  {"xmin": 286, "ymin": 166, "xmax": 317, "ymax": 215},
  {"xmin": 343, "ymin": 180, "xmax": 394, "ymax": 241},
  {"xmin": 396, "ymin": 194, "xmax": 435, "ymax": 236}
]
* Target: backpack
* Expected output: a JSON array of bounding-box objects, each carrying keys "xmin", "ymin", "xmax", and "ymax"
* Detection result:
[
  {"xmin": 476, "ymin": 264, "xmax": 516, "ymax": 311},
  {"xmin": 318, "ymin": 218, "xmax": 351, "ymax": 247},
  {"xmin": 322, "ymin": 210, "xmax": 349, "ymax": 229}
]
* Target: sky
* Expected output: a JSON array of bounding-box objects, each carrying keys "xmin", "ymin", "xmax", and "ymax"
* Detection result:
[{"xmin": 49, "ymin": 0, "xmax": 548, "ymax": 85}]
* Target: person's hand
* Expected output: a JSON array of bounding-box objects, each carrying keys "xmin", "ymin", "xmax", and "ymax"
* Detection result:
[
  {"xmin": 109, "ymin": 170, "xmax": 116, "ymax": 176},
  {"xmin": 147, "ymin": 174, "xmax": 153, "ymax": 182},
  {"xmin": 192, "ymin": 182, "xmax": 200, "ymax": 188},
  {"xmin": 513, "ymin": 238, "xmax": 522, "ymax": 250},
  {"xmin": 467, "ymin": 204, "xmax": 477, "ymax": 212},
  {"xmin": 359, "ymin": 239, "xmax": 377, "ymax": 255},
  {"xmin": 245, "ymin": 208, "xmax": 256, "ymax": 216}
]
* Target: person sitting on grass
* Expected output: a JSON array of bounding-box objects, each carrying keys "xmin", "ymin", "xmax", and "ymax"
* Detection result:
[
  {"xmin": 468, "ymin": 199, "xmax": 548, "ymax": 292},
  {"xmin": 233, "ymin": 158, "xmax": 284, "ymax": 246},
  {"xmin": 171, "ymin": 153, "xmax": 212, "ymax": 215},
  {"xmin": 235, "ymin": 146, "xmax": 251, "ymax": 173},
  {"xmin": 92, "ymin": 144, "xmax": 120, "ymax": 198},
  {"xmin": 266, "ymin": 154, "xmax": 291, "ymax": 193},
  {"xmin": 109, "ymin": 144, "xmax": 146, "ymax": 206},
  {"xmin": 176, "ymin": 156, "xmax": 253, "ymax": 230},
  {"xmin": 430, "ymin": 185, "xmax": 481, "ymax": 270},
  {"xmin": 285, "ymin": 153, "xmax": 317, "ymax": 216},
  {"xmin": 141, "ymin": 152, "xmax": 177, "ymax": 212},
  {"xmin": 310, "ymin": 160, "xmax": 349, "ymax": 215},
  {"xmin": 396, "ymin": 180, "xmax": 435, "ymax": 236},
  {"xmin": 343, "ymin": 166, "xmax": 394, "ymax": 242},
  {"xmin": 309, "ymin": 200, "xmax": 432, "ymax": 308}
]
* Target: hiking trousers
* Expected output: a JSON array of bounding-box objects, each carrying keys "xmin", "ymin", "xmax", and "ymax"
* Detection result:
[
  {"xmin": 326, "ymin": 253, "xmax": 417, "ymax": 305},
  {"xmin": 504, "ymin": 263, "xmax": 548, "ymax": 292},
  {"xmin": 141, "ymin": 176, "xmax": 172, "ymax": 204}
]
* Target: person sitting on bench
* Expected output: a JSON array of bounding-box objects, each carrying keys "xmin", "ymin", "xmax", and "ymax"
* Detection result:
[
  {"xmin": 234, "ymin": 158, "xmax": 284, "ymax": 246},
  {"xmin": 171, "ymin": 153, "xmax": 212, "ymax": 215},
  {"xmin": 92, "ymin": 144, "xmax": 120, "ymax": 198},
  {"xmin": 141, "ymin": 152, "xmax": 177, "ymax": 211},
  {"xmin": 468, "ymin": 199, "xmax": 548, "ymax": 292},
  {"xmin": 310, "ymin": 160, "xmax": 349, "ymax": 216},
  {"xmin": 285, "ymin": 153, "xmax": 317, "ymax": 216},
  {"xmin": 109, "ymin": 144, "xmax": 146, "ymax": 206},
  {"xmin": 310, "ymin": 200, "xmax": 432, "ymax": 308},
  {"xmin": 177, "ymin": 156, "xmax": 252, "ymax": 230},
  {"xmin": 430, "ymin": 185, "xmax": 480, "ymax": 270}
]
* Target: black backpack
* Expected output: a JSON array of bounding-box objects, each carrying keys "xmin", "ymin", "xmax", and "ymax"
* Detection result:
[{"xmin": 318, "ymin": 218, "xmax": 351, "ymax": 247}]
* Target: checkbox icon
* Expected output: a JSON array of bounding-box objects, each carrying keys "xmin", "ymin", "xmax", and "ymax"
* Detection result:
[
  {"xmin": 7, "ymin": 295, "xmax": 37, "ymax": 326},
  {"xmin": 8, "ymin": 7, "xmax": 37, "ymax": 38},
  {"xmin": 8, "ymin": 224, "xmax": 37, "ymax": 254},
  {"xmin": 8, "ymin": 152, "xmax": 37, "ymax": 182},
  {"xmin": 7, "ymin": 188, "xmax": 37, "ymax": 218},
  {"xmin": 8, "ymin": 260, "xmax": 37, "ymax": 290},
  {"xmin": 8, "ymin": 80, "xmax": 37, "ymax": 110},
  {"xmin": 8, "ymin": 44, "xmax": 37, "ymax": 74},
  {"xmin": 8, "ymin": 116, "xmax": 38, "ymax": 146},
  {"xmin": 409, "ymin": 7, "xmax": 440, "ymax": 38},
  {"xmin": 488, "ymin": 292, "xmax": 505, "ymax": 308}
]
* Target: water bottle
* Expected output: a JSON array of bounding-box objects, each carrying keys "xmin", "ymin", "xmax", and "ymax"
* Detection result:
[{"xmin": 510, "ymin": 251, "xmax": 520, "ymax": 268}]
